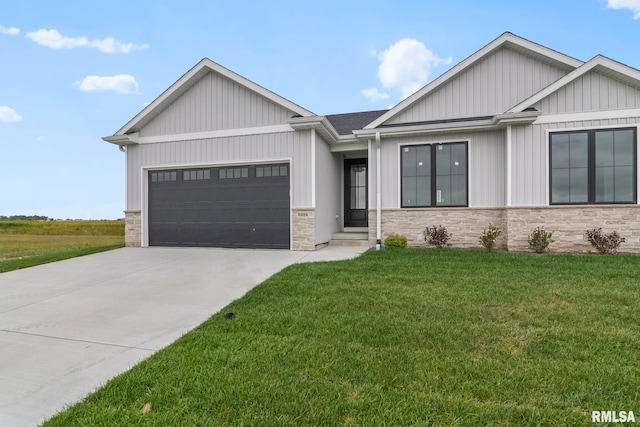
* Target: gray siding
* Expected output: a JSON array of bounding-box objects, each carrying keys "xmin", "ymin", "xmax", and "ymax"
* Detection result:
[
  {"xmin": 533, "ymin": 71, "xmax": 640, "ymax": 114},
  {"xmin": 314, "ymin": 134, "xmax": 341, "ymax": 244},
  {"xmin": 510, "ymin": 118, "xmax": 640, "ymax": 205},
  {"xmin": 140, "ymin": 71, "xmax": 296, "ymax": 137},
  {"xmin": 374, "ymin": 131, "xmax": 505, "ymax": 208},
  {"xmin": 386, "ymin": 47, "xmax": 568, "ymax": 124},
  {"xmin": 125, "ymin": 130, "xmax": 312, "ymax": 210}
]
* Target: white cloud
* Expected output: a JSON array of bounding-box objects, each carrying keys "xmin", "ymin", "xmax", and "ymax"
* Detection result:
[
  {"xmin": 26, "ymin": 29, "xmax": 149, "ymax": 53},
  {"xmin": 0, "ymin": 25, "xmax": 20, "ymax": 35},
  {"xmin": 0, "ymin": 106, "xmax": 23, "ymax": 122},
  {"xmin": 376, "ymin": 38, "xmax": 452, "ymax": 99},
  {"xmin": 37, "ymin": 136, "xmax": 46, "ymax": 142},
  {"xmin": 362, "ymin": 87, "xmax": 390, "ymax": 102},
  {"xmin": 607, "ymin": 0, "xmax": 640, "ymax": 18},
  {"xmin": 74, "ymin": 75, "xmax": 140, "ymax": 95}
]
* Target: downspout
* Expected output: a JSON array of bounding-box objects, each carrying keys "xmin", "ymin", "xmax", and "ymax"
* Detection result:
[{"xmin": 376, "ymin": 132, "xmax": 382, "ymax": 250}]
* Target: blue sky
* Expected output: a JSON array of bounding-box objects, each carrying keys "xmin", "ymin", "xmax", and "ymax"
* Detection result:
[{"xmin": 1, "ymin": 0, "xmax": 639, "ymax": 219}]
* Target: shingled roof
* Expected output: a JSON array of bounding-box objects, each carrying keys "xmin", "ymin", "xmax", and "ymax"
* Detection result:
[{"xmin": 325, "ymin": 109, "xmax": 388, "ymax": 136}]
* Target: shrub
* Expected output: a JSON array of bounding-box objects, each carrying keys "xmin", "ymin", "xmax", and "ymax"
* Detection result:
[
  {"xmin": 584, "ymin": 228, "xmax": 626, "ymax": 254},
  {"xmin": 480, "ymin": 224, "xmax": 502, "ymax": 250},
  {"xmin": 384, "ymin": 234, "xmax": 407, "ymax": 249},
  {"xmin": 424, "ymin": 225, "xmax": 451, "ymax": 248},
  {"xmin": 528, "ymin": 227, "xmax": 554, "ymax": 253}
]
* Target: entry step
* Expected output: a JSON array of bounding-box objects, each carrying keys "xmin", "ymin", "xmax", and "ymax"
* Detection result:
[{"xmin": 330, "ymin": 232, "xmax": 370, "ymax": 247}]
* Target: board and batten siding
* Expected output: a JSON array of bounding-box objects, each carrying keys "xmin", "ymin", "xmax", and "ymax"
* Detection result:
[
  {"xmin": 386, "ymin": 47, "xmax": 569, "ymax": 125},
  {"xmin": 314, "ymin": 134, "xmax": 341, "ymax": 244},
  {"xmin": 533, "ymin": 71, "xmax": 640, "ymax": 114},
  {"xmin": 510, "ymin": 117, "xmax": 640, "ymax": 205},
  {"xmin": 125, "ymin": 130, "xmax": 313, "ymax": 210},
  {"xmin": 140, "ymin": 71, "xmax": 297, "ymax": 137},
  {"xmin": 374, "ymin": 131, "xmax": 505, "ymax": 209}
]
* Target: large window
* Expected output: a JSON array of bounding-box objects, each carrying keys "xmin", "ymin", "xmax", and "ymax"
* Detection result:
[
  {"xmin": 401, "ymin": 142, "xmax": 468, "ymax": 207},
  {"xmin": 550, "ymin": 128, "xmax": 637, "ymax": 204}
]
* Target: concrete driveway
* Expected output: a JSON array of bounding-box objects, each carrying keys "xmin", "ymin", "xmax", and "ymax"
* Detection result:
[{"xmin": 0, "ymin": 246, "xmax": 365, "ymax": 427}]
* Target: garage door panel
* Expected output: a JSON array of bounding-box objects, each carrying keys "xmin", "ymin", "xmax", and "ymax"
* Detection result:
[{"xmin": 149, "ymin": 164, "xmax": 290, "ymax": 249}]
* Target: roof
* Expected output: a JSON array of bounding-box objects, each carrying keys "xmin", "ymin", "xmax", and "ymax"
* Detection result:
[{"xmin": 325, "ymin": 110, "xmax": 388, "ymax": 135}]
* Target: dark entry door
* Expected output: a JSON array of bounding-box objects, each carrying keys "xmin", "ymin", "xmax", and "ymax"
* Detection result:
[{"xmin": 344, "ymin": 159, "xmax": 368, "ymax": 227}]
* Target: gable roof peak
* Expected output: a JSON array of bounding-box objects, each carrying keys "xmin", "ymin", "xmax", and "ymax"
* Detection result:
[
  {"xmin": 364, "ymin": 32, "xmax": 584, "ymax": 130},
  {"xmin": 110, "ymin": 57, "xmax": 314, "ymax": 137}
]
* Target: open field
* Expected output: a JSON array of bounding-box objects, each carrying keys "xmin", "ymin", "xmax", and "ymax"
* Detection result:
[
  {"xmin": 43, "ymin": 249, "xmax": 640, "ymax": 426},
  {"xmin": 0, "ymin": 220, "xmax": 124, "ymax": 272}
]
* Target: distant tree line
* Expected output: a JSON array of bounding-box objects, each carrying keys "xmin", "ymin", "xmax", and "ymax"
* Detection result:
[{"xmin": 0, "ymin": 215, "xmax": 49, "ymax": 221}]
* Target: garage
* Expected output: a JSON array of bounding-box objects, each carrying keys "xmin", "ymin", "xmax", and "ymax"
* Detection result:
[{"xmin": 148, "ymin": 163, "xmax": 290, "ymax": 249}]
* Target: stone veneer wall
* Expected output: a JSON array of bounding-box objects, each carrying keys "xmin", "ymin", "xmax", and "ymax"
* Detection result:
[
  {"xmin": 370, "ymin": 208, "xmax": 506, "ymax": 249},
  {"xmin": 124, "ymin": 210, "xmax": 142, "ymax": 247},
  {"xmin": 292, "ymin": 208, "xmax": 315, "ymax": 251},
  {"xmin": 370, "ymin": 205, "xmax": 640, "ymax": 253},
  {"xmin": 506, "ymin": 205, "xmax": 640, "ymax": 253}
]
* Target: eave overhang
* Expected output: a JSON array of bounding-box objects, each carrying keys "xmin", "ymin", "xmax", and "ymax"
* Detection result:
[
  {"xmin": 353, "ymin": 112, "xmax": 541, "ymax": 139},
  {"xmin": 102, "ymin": 133, "xmax": 139, "ymax": 145}
]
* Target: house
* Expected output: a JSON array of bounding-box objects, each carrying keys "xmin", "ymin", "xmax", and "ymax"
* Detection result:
[{"xmin": 104, "ymin": 32, "xmax": 640, "ymax": 253}]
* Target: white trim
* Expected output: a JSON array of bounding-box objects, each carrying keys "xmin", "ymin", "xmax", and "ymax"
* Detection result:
[
  {"xmin": 376, "ymin": 132, "xmax": 381, "ymax": 242},
  {"xmin": 311, "ymin": 128, "xmax": 316, "ymax": 208},
  {"xmin": 330, "ymin": 142, "xmax": 368, "ymax": 152},
  {"xmin": 137, "ymin": 124, "xmax": 294, "ymax": 144},
  {"xmin": 365, "ymin": 32, "xmax": 581, "ymax": 129},
  {"xmin": 141, "ymin": 157, "xmax": 294, "ymax": 249},
  {"xmin": 509, "ymin": 56, "xmax": 640, "ymax": 113},
  {"xmin": 367, "ymin": 139, "xmax": 372, "ymax": 213},
  {"xmin": 545, "ymin": 129, "xmax": 550, "ymax": 206},
  {"xmin": 533, "ymin": 108, "xmax": 640, "ymax": 125},
  {"xmin": 506, "ymin": 125, "xmax": 512, "ymax": 206}
]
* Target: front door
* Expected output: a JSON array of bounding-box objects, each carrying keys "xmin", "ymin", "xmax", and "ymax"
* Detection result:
[{"xmin": 344, "ymin": 159, "xmax": 368, "ymax": 227}]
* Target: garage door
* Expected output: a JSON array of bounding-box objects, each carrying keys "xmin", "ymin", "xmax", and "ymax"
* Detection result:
[{"xmin": 148, "ymin": 164, "xmax": 290, "ymax": 249}]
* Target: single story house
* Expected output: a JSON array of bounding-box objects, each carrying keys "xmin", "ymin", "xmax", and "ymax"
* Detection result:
[{"xmin": 104, "ymin": 32, "xmax": 640, "ymax": 253}]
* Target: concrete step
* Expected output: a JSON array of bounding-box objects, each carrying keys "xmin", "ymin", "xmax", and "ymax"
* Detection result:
[
  {"xmin": 331, "ymin": 232, "xmax": 369, "ymax": 240},
  {"xmin": 329, "ymin": 239, "xmax": 370, "ymax": 248},
  {"xmin": 329, "ymin": 231, "xmax": 370, "ymax": 248}
]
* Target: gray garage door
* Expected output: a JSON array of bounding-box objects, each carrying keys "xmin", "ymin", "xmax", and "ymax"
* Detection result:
[{"xmin": 148, "ymin": 164, "xmax": 290, "ymax": 249}]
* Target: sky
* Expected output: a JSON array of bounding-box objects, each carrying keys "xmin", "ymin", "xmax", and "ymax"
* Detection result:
[{"xmin": 1, "ymin": 0, "xmax": 640, "ymax": 219}]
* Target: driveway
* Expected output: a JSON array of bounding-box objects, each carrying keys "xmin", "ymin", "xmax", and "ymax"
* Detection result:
[{"xmin": 0, "ymin": 246, "xmax": 365, "ymax": 427}]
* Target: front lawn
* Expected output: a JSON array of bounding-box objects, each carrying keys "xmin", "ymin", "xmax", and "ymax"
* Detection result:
[{"xmin": 44, "ymin": 249, "xmax": 640, "ymax": 426}]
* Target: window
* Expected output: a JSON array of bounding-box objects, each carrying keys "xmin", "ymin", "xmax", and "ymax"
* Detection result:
[
  {"xmin": 256, "ymin": 165, "xmax": 288, "ymax": 178},
  {"xmin": 150, "ymin": 171, "xmax": 177, "ymax": 182},
  {"xmin": 401, "ymin": 142, "xmax": 468, "ymax": 207},
  {"xmin": 183, "ymin": 169, "xmax": 211, "ymax": 181},
  {"xmin": 550, "ymin": 128, "xmax": 636, "ymax": 204},
  {"xmin": 219, "ymin": 167, "xmax": 248, "ymax": 179}
]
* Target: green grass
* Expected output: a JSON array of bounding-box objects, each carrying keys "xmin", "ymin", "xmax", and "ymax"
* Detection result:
[
  {"xmin": 43, "ymin": 249, "xmax": 640, "ymax": 426},
  {"xmin": 0, "ymin": 220, "xmax": 124, "ymax": 272}
]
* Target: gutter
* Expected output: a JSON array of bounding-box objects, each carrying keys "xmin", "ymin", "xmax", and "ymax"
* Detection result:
[{"xmin": 102, "ymin": 132, "xmax": 140, "ymax": 146}]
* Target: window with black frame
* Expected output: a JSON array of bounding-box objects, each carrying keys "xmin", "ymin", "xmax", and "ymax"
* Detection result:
[
  {"xmin": 550, "ymin": 128, "xmax": 637, "ymax": 204},
  {"xmin": 401, "ymin": 142, "xmax": 468, "ymax": 207}
]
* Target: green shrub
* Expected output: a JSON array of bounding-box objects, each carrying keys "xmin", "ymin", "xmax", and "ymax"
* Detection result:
[
  {"xmin": 528, "ymin": 227, "xmax": 554, "ymax": 253},
  {"xmin": 384, "ymin": 234, "xmax": 407, "ymax": 249},
  {"xmin": 423, "ymin": 225, "xmax": 451, "ymax": 248},
  {"xmin": 584, "ymin": 228, "xmax": 626, "ymax": 254},
  {"xmin": 480, "ymin": 224, "xmax": 502, "ymax": 250}
]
